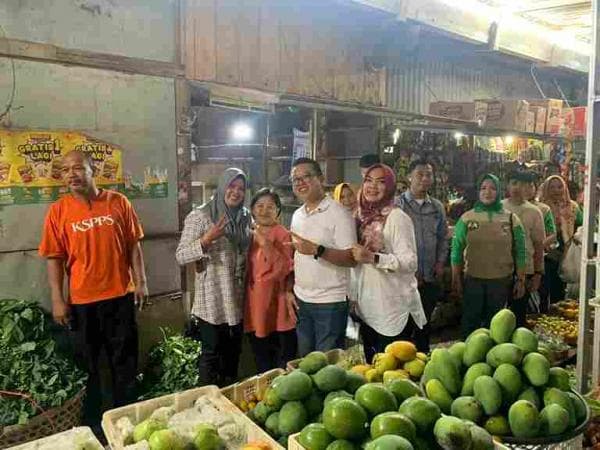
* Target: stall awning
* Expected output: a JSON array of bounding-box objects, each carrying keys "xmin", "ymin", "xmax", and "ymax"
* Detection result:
[{"xmin": 192, "ymin": 82, "xmax": 279, "ymax": 113}]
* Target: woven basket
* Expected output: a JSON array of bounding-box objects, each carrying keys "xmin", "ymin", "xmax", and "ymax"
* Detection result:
[{"xmin": 0, "ymin": 388, "xmax": 86, "ymax": 449}]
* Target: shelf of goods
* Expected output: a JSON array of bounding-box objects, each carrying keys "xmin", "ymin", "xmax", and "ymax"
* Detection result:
[{"xmin": 102, "ymin": 385, "xmax": 280, "ymax": 450}]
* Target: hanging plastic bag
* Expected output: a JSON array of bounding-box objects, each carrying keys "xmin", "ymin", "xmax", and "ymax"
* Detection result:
[
  {"xmin": 527, "ymin": 291, "xmax": 541, "ymax": 314},
  {"xmin": 559, "ymin": 227, "xmax": 583, "ymax": 284}
]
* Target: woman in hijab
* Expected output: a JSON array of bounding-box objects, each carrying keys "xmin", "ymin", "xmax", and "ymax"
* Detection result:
[
  {"xmin": 351, "ymin": 164, "xmax": 426, "ymax": 363},
  {"xmin": 539, "ymin": 175, "xmax": 583, "ymax": 302},
  {"xmin": 176, "ymin": 168, "xmax": 251, "ymax": 386},
  {"xmin": 333, "ymin": 182, "xmax": 358, "ymax": 213},
  {"xmin": 451, "ymin": 174, "xmax": 527, "ymax": 338}
]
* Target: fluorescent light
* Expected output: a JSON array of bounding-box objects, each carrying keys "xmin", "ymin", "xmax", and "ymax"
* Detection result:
[
  {"xmin": 454, "ymin": 132, "xmax": 464, "ymax": 140},
  {"xmin": 392, "ymin": 128, "xmax": 401, "ymax": 145},
  {"xmin": 231, "ymin": 123, "xmax": 253, "ymax": 141},
  {"xmin": 505, "ymin": 135, "xmax": 514, "ymax": 145}
]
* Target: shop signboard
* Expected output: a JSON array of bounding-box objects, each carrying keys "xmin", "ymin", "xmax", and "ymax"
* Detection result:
[{"xmin": 0, "ymin": 129, "xmax": 168, "ymax": 206}]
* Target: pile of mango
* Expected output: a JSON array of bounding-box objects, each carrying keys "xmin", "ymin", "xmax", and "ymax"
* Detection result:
[
  {"xmin": 246, "ymin": 350, "xmax": 497, "ymax": 449},
  {"xmin": 350, "ymin": 341, "xmax": 428, "ymax": 384},
  {"xmin": 422, "ymin": 308, "xmax": 587, "ymax": 443}
]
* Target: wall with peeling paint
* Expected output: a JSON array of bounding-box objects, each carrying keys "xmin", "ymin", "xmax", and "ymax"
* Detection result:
[
  {"xmin": 0, "ymin": 58, "xmax": 179, "ymax": 308},
  {"xmin": 0, "ymin": 0, "xmax": 177, "ymax": 62}
]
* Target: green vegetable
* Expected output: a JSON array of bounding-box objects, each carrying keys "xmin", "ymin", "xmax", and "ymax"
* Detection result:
[
  {"xmin": 0, "ymin": 299, "xmax": 87, "ymax": 427},
  {"xmin": 137, "ymin": 328, "xmax": 202, "ymax": 400}
]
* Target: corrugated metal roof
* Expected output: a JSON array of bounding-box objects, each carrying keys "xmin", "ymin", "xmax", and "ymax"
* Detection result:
[{"xmin": 386, "ymin": 56, "xmax": 582, "ymax": 113}]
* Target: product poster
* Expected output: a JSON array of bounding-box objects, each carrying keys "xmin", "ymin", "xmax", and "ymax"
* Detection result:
[
  {"xmin": 292, "ymin": 128, "xmax": 310, "ymax": 161},
  {"xmin": 0, "ymin": 130, "xmax": 168, "ymax": 206}
]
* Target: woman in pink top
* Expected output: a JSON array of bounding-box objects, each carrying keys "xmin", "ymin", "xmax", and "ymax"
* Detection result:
[{"xmin": 245, "ymin": 188, "xmax": 296, "ymax": 372}]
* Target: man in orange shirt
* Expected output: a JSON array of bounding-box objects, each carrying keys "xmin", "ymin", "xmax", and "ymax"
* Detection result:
[{"xmin": 39, "ymin": 150, "xmax": 147, "ymax": 424}]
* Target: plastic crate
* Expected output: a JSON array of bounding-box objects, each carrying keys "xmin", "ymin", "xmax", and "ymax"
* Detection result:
[
  {"xmin": 286, "ymin": 349, "xmax": 346, "ymax": 372},
  {"xmin": 288, "ymin": 433, "xmax": 511, "ymax": 449},
  {"xmin": 221, "ymin": 368, "xmax": 286, "ymax": 406},
  {"xmin": 101, "ymin": 385, "xmax": 280, "ymax": 450},
  {"xmin": 6, "ymin": 427, "xmax": 103, "ymax": 450}
]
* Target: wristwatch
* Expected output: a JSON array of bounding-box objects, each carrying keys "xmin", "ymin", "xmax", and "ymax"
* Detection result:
[{"xmin": 314, "ymin": 245, "xmax": 326, "ymax": 260}]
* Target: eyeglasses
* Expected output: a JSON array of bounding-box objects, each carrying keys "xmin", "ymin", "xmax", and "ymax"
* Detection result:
[{"xmin": 290, "ymin": 173, "xmax": 316, "ymax": 186}]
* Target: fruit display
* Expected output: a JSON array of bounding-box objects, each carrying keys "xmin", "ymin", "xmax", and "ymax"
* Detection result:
[
  {"xmin": 349, "ymin": 341, "xmax": 428, "ymax": 384},
  {"xmin": 109, "ymin": 391, "xmax": 274, "ymax": 450},
  {"xmin": 421, "ymin": 309, "xmax": 588, "ymax": 443},
  {"xmin": 527, "ymin": 314, "xmax": 579, "ymax": 346},
  {"xmin": 549, "ymin": 300, "xmax": 579, "ymax": 321},
  {"xmin": 246, "ymin": 347, "xmax": 498, "ymax": 449}
]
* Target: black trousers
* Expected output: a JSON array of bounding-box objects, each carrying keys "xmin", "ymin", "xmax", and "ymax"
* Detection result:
[
  {"xmin": 360, "ymin": 320, "xmax": 414, "ymax": 365},
  {"xmin": 70, "ymin": 293, "xmax": 138, "ymax": 425},
  {"xmin": 543, "ymin": 257, "xmax": 566, "ymax": 305},
  {"xmin": 190, "ymin": 317, "xmax": 242, "ymax": 387},
  {"xmin": 248, "ymin": 330, "xmax": 297, "ymax": 374},
  {"xmin": 461, "ymin": 276, "xmax": 512, "ymax": 339},
  {"xmin": 412, "ymin": 282, "xmax": 441, "ymax": 353},
  {"xmin": 508, "ymin": 275, "xmax": 535, "ymax": 328}
]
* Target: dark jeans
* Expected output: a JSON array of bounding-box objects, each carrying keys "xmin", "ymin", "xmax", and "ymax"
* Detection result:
[
  {"xmin": 296, "ymin": 298, "xmax": 348, "ymax": 357},
  {"xmin": 413, "ymin": 282, "xmax": 441, "ymax": 353},
  {"xmin": 190, "ymin": 317, "xmax": 242, "ymax": 387},
  {"xmin": 462, "ymin": 276, "xmax": 511, "ymax": 339},
  {"xmin": 248, "ymin": 330, "xmax": 297, "ymax": 373},
  {"xmin": 360, "ymin": 320, "xmax": 414, "ymax": 364},
  {"xmin": 70, "ymin": 293, "xmax": 138, "ymax": 426}
]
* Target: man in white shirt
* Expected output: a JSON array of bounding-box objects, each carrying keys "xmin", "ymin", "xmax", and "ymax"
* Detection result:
[{"xmin": 289, "ymin": 158, "xmax": 357, "ymax": 356}]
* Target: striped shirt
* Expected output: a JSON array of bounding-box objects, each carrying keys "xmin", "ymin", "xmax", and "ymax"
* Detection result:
[{"xmin": 176, "ymin": 204, "xmax": 247, "ymax": 326}]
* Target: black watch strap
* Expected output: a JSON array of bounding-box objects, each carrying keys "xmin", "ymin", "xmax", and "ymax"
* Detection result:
[
  {"xmin": 314, "ymin": 245, "xmax": 326, "ymax": 260},
  {"xmin": 374, "ymin": 253, "xmax": 380, "ymax": 265}
]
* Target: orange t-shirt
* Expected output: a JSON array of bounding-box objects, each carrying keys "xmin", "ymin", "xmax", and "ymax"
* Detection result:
[{"xmin": 39, "ymin": 190, "xmax": 144, "ymax": 305}]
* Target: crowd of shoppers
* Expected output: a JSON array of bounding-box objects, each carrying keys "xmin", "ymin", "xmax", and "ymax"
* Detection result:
[{"xmin": 39, "ymin": 148, "xmax": 582, "ymax": 426}]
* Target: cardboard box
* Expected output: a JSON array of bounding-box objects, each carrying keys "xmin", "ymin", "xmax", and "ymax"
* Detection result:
[
  {"xmin": 527, "ymin": 99, "xmax": 563, "ymax": 135},
  {"xmin": 561, "ymin": 107, "xmax": 575, "ymax": 138},
  {"xmin": 526, "ymin": 111, "xmax": 535, "ymax": 133},
  {"xmin": 429, "ymin": 102, "xmax": 480, "ymax": 121},
  {"xmin": 573, "ymin": 106, "xmax": 587, "ymax": 136},
  {"xmin": 530, "ymin": 106, "xmax": 547, "ymax": 134},
  {"xmin": 477, "ymin": 99, "xmax": 529, "ymax": 131}
]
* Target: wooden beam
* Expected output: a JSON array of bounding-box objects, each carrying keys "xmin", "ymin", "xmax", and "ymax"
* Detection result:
[{"xmin": 0, "ymin": 37, "xmax": 184, "ymax": 78}]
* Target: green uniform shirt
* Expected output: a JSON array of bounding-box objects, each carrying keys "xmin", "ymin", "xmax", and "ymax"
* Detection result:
[
  {"xmin": 531, "ymin": 200, "xmax": 556, "ymax": 236},
  {"xmin": 451, "ymin": 209, "xmax": 527, "ymax": 279}
]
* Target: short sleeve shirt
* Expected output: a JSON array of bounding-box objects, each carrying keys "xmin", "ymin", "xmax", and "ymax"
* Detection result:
[
  {"xmin": 291, "ymin": 196, "xmax": 357, "ymax": 303},
  {"xmin": 39, "ymin": 190, "xmax": 144, "ymax": 304},
  {"xmin": 502, "ymin": 199, "xmax": 545, "ymax": 274}
]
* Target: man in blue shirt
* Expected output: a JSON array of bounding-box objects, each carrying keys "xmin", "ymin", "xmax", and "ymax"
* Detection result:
[{"xmin": 397, "ymin": 159, "xmax": 448, "ymax": 352}]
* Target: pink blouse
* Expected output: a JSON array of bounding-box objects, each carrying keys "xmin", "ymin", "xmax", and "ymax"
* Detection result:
[{"xmin": 244, "ymin": 224, "xmax": 295, "ymax": 337}]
